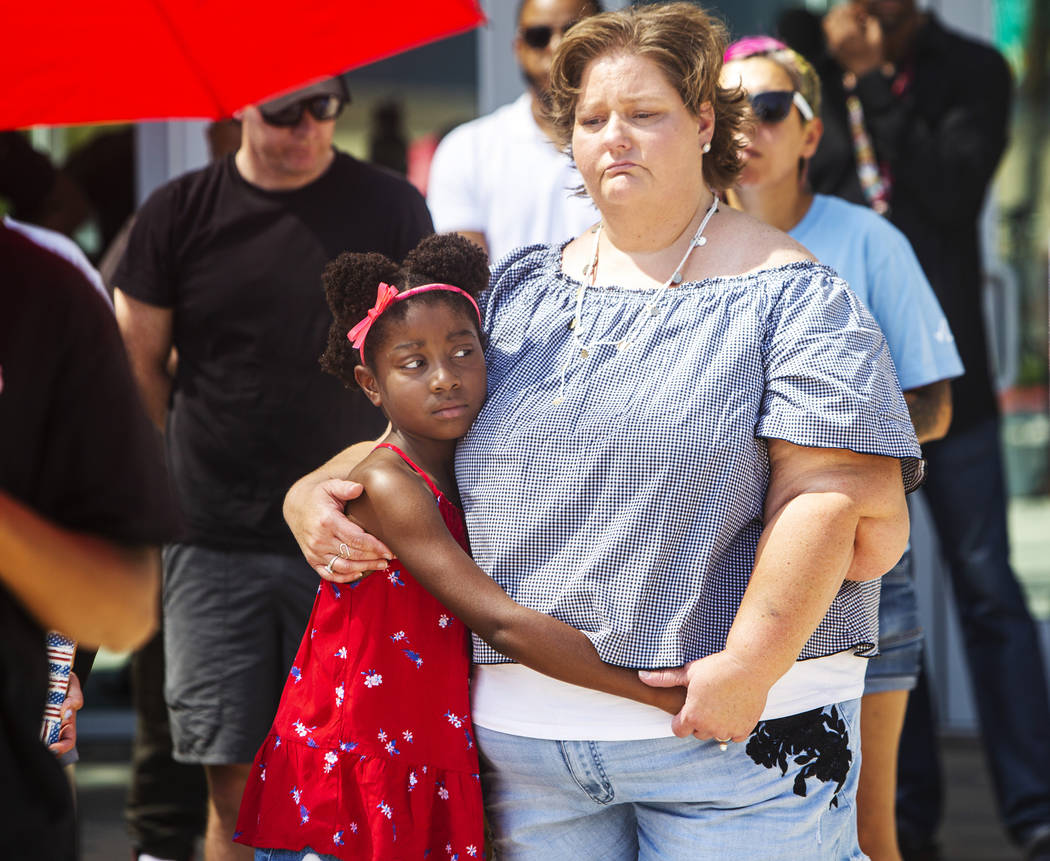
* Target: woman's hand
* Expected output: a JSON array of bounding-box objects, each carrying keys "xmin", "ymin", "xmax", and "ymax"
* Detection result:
[
  {"xmin": 640, "ymin": 651, "xmax": 771, "ymax": 742},
  {"xmin": 643, "ymin": 441, "xmax": 909, "ymax": 742},
  {"xmin": 284, "ymin": 475, "xmax": 393, "ymax": 583},
  {"xmin": 48, "ymin": 671, "xmax": 84, "ymax": 757},
  {"xmin": 283, "ymin": 437, "xmax": 395, "ymax": 581}
]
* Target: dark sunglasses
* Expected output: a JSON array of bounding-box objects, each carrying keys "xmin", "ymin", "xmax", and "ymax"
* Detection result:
[
  {"xmin": 748, "ymin": 90, "xmax": 814, "ymax": 124},
  {"xmin": 520, "ymin": 20, "xmax": 579, "ymax": 49},
  {"xmin": 259, "ymin": 94, "xmax": 347, "ymax": 127}
]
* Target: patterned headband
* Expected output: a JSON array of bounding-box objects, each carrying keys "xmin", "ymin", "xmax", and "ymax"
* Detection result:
[
  {"xmin": 723, "ymin": 35, "xmax": 789, "ymax": 63},
  {"xmin": 347, "ymin": 282, "xmax": 483, "ymax": 357},
  {"xmin": 724, "ymin": 36, "xmax": 816, "ymax": 89}
]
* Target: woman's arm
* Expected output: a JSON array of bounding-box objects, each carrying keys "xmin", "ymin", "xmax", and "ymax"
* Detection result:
[
  {"xmin": 283, "ymin": 438, "xmax": 394, "ymax": 582},
  {"xmin": 0, "ymin": 492, "xmax": 160, "ymax": 651},
  {"xmin": 350, "ymin": 463, "xmax": 687, "ymax": 716},
  {"xmin": 641, "ymin": 440, "xmax": 908, "ymax": 739}
]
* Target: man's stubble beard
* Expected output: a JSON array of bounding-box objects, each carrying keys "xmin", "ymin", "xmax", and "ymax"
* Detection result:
[{"xmin": 523, "ymin": 69, "xmax": 554, "ymax": 111}]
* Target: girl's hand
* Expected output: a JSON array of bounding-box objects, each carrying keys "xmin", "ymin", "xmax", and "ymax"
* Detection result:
[
  {"xmin": 639, "ymin": 650, "xmax": 772, "ymax": 743},
  {"xmin": 48, "ymin": 671, "xmax": 84, "ymax": 757},
  {"xmin": 285, "ymin": 477, "xmax": 393, "ymax": 582},
  {"xmin": 648, "ymin": 683, "xmax": 689, "ymax": 717}
]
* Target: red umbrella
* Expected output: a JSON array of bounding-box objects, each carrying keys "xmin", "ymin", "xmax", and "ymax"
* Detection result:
[{"xmin": 1, "ymin": 1, "xmax": 484, "ymax": 129}]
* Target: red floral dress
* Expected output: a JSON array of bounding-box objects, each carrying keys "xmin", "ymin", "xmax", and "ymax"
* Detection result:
[{"xmin": 235, "ymin": 444, "xmax": 485, "ymax": 860}]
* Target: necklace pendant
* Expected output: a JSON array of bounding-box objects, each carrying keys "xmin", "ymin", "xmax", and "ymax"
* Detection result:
[
  {"xmin": 582, "ymin": 264, "xmax": 591, "ymax": 276},
  {"xmin": 671, "ymin": 270, "xmax": 683, "ymax": 285}
]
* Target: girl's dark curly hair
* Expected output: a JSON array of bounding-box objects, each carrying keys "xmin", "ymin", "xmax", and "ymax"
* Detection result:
[{"xmin": 319, "ymin": 233, "xmax": 490, "ymax": 387}]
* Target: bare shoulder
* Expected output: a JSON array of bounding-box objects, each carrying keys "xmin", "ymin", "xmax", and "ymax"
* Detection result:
[
  {"xmin": 347, "ymin": 450, "xmax": 430, "ymax": 514},
  {"xmin": 708, "ymin": 207, "xmax": 816, "ymax": 277},
  {"xmin": 345, "ymin": 449, "xmax": 456, "ymax": 554}
]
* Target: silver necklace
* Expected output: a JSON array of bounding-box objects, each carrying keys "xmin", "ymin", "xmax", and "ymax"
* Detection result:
[{"xmin": 552, "ymin": 193, "xmax": 719, "ymax": 406}]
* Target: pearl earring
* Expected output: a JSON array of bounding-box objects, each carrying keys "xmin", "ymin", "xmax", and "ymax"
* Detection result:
[{"xmin": 702, "ymin": 141, "xmax": 712, "ymax": 154}]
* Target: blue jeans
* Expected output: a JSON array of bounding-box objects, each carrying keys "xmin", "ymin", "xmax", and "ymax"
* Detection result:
[
  {"xmin": 477, "ymin": 700, "xmax": 865, "ymax": 861},
  {"xmin": 254, "ymin": 850, "xmax": 339, "ymax": 861},
  {"xmin": 898, "ymin": 418, "xmax": 1050, "ymax": 845},
  {"xmin": 864, "ymin": 548, "xmax": 923, "ymax": 694}
]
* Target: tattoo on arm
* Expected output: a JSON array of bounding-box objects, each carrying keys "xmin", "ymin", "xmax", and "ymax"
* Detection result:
[{"xmin": 903, "ymin": 380, "xmax": 952, "ymax": 444}]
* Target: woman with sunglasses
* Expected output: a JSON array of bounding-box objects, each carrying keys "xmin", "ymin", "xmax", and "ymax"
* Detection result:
[
  {"xmin": 285, "ymin": 6, "xmax": 923, "ymax": 858},
  {"xmin": 722, "ymin": 37, "xmax": 964, "ymax": 861}
]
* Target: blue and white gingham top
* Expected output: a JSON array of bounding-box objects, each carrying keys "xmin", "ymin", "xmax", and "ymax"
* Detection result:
[{"xmin": 457, "ymin": 243, "xmax": 924, "ymax": 669}]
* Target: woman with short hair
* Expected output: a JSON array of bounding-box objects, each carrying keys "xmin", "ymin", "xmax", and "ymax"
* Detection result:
[{"xmin": 286, "ymin": 4, "xmax": 922, "ymax": 858}]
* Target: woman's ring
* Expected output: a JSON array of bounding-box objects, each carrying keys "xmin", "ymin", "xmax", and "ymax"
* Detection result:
[
  {"xmin": 715, "ymin": 736, "xmax": 731, "ymax": 751},
  {"xmin": 338, "ymin": 543, "xmax": 351, "ymax": 559},
  {"xmin": 325, "ymin": 556, "xmax": 338, "ymax": 574}
]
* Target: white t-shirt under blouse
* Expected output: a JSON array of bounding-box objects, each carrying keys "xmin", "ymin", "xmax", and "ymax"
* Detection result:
[{"xmin": 471, "ymin": 653, "xmax": 867, "ymax": 740}]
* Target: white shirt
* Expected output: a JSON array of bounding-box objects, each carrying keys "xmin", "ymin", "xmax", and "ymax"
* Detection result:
[
  {"xmin": 472, "ymin": 653, "xmax": 867, "ymax": 740},
  {"xmin": 426, "ymin": 94, "xmax": 598, "ymax": 264}
]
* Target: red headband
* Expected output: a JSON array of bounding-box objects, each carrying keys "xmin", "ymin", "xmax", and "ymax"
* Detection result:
[{"xmin": 347, "ymin": 282, "xmax": 483, "ymax": 356}]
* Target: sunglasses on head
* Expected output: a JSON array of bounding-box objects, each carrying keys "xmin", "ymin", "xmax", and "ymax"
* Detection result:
[
  {"xmin": 748, "ymin": 90, "xmax": 814, "ymax": 124},
  {"xmin": 259, "ymin": 94, "xmax": 347, "ymax": 128},
  {"xmin": 520, "ymin": 20, "xmax": 579, "ymax": 49}
]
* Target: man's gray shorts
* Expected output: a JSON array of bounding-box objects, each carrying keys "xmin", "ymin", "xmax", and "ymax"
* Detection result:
[{"xmin": 162, "ymin": 543, "xmax": 318, "ymax": 765}]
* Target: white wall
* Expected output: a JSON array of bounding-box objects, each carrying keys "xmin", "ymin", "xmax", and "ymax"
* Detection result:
[
  {"xmin": 928, "ymin": 0, "xmax": 995, "ymax": 41},
  {"xmin": 134, "ymin": 121, "xmax": 209, "ymax": 205}
]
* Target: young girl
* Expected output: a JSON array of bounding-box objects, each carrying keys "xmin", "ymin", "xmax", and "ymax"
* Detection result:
[{"xmin": 234, "ymin": 233, "xmax": 686, "ymax": 861}]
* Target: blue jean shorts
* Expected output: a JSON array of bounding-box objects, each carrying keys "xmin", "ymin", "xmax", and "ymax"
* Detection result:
[
  {"xmin": 864, "ymin": 547, "xmax": 924, "ymax": 695},
  {"xmin": 477, "ymin": 699, "xmax": 865, "ymax": 861},
  {"xmin": 255, "ymin": 850, "xmax": 339, "ymax": 861}
]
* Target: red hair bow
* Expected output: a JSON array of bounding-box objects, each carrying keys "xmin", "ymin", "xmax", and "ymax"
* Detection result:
[{"xmin": 347, "ymin": 282, "xmax": 400, "ymax": 352}]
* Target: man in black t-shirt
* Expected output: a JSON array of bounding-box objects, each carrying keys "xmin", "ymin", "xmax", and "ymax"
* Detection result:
[
  {"xmin": 0, "ymin": 225, "xmax": 177, "ymax": 859},
  {"xmin": 113, "ymin": 77, "xmax": 433, "ymax": 860}
]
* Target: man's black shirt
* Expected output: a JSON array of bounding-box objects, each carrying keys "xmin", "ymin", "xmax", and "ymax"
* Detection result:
[{"xmin": 809, "ymin": 15, "xmax": 1012, "ymax": 432}]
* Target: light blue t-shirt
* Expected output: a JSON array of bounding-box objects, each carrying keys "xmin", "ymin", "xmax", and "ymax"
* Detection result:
[{"xmin": 790, "ymin": 194, "xmax": 964, "ymax": 390}]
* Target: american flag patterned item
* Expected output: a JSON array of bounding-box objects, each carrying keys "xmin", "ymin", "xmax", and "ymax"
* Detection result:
[{"xmin": 41, "ymin": 632, "xmax": 76, "ymax": 746}]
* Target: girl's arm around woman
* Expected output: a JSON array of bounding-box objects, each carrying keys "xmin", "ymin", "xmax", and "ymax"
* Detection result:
[{"xmin": 349, "ymin": 460, "xmax": 688, "ymax": 718}]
